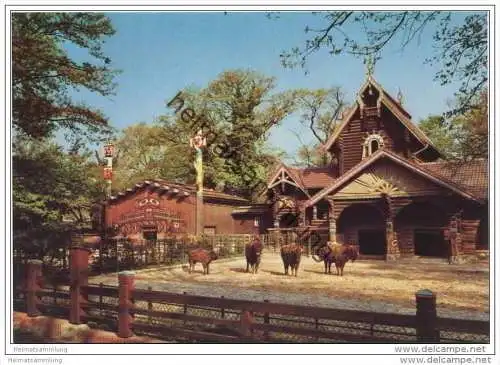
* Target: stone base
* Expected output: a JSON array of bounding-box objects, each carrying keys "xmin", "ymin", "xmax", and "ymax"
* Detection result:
[{"xmin": 385, "ymin": 253, "xmax": 400, "ymax": 261}]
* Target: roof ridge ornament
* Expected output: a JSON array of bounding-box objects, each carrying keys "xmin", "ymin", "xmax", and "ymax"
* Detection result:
[
  {"xmin": 365, "ymin": 55, "xmax": 375, "ymax": 79},
  {"xmin": 397, "ymin": 88, "xmax": 404, "ymax": 105}
]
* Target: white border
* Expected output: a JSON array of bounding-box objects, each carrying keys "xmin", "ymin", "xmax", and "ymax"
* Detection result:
[{"xmin": 1, "ymin": 1, "xmax": 498, "ymax": 362}]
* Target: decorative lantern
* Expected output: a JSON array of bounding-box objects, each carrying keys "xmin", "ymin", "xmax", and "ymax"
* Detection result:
[
  {"xmin": 103, "ymin": 167, "xmax": 113, "ymax": 180},
  {"xmin": 104, "ymin": 142, "xmax": 114, "ymax": 158}
]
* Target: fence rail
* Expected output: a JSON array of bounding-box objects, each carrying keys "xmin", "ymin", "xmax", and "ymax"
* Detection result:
[
  {"xmin": 14, "ymin": 257, "xmax": 490, "ymax": 344},
  {"xmin": 14, "ymin": 232, "xmax": 325, "ymax": 281}
]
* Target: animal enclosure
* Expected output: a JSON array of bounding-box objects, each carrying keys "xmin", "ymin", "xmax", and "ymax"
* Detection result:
[
  {"xmin": 13, "ymin": 257, "xmax": 489, "ymax": 344},
  {"xmin": 90, "ymin": 252, "xmax": 489, "ymax": 314}
]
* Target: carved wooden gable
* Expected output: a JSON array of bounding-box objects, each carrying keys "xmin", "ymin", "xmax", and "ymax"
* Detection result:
[{"xmin": 335, "ymin": 159, "xmax": 446, "ymax": 198}]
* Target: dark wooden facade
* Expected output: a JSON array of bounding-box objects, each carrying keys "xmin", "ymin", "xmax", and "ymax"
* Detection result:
[
  {"xmin": 105, "ymin": 180, "xmax": 259, "ymax": 241},
  {"xmin": 264, "ymin": 74, "xmax": 488, "ymax": 261}
]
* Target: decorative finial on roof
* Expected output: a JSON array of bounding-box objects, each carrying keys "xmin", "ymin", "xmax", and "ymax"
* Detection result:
[
  {"xmin": 397, "ymin": 88, "xmax": 404, "ymax": 105},
  {"xmin": 365, "ymin": 55, "xmax": 375, "ymax": 78}
]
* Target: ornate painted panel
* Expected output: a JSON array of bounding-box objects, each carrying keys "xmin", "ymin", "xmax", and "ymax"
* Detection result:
[{"xmin": 335, "ymin": 159, "xmax": 445, "ymax": 198}]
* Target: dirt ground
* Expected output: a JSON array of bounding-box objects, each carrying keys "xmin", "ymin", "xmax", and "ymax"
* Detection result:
[{"xmin": 91, "ymin": 251, "xmax": 489, "ymax": 314}]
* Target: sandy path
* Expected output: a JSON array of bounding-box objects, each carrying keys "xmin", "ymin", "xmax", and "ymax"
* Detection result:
[{"xmin": 89, "ymin": 252, "xmax": 489, "ymax": 321}]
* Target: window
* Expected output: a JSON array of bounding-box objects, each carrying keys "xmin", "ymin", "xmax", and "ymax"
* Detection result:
[
  {"xmin": 362, "ymin": 133, "xmax": 385, "ymax": 158},
  {"xmin": 370, "ymin": 139, "xmax": 380, "ymax": 154},
  {"xmin": 254, "ymin": 217, "xmax": 260, "ymax": 227}
]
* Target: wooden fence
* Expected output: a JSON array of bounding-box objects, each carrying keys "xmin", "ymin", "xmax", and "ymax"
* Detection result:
[
  {"xmin": 13, "ymin": 232, "xmax": 322, "ymax": 281},
  {"xmin": 13, "ymin": 254, "xmax": 489, "ymax": 344}
]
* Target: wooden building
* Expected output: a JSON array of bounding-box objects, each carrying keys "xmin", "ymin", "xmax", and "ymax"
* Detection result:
[
  {"xmin": 105, "ymin": 179, "xmax": 262, "ymax": 240},
  {"xmin": 103, "ymin": 71, "xmax": 488, "ymax": 261},
  {"xmin": 264, "ymin": 72, "xmax": 488, "ymax": 261}
]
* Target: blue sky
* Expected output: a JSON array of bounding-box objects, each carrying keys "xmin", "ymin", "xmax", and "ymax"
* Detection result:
[{"xmin": 67, "ymin": 11, "xmax": 472, "ymax": 162}]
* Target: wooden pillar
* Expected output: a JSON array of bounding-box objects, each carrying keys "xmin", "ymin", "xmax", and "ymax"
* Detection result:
[
  {"xmin": 415, "ymin": 289, "xmax": 439, "ymax": 343},
  {"xmin": 327, "ymin": 198, "xmax": 336, "ymax": 242},
  {"xmin": 26, "ymin": 259, "xmax": 42, "ymax": 317},
  {"xmin": 118, "ymin": 271, "xmax": 135, "ymax": 338},
  {"xmin": 69, "ymin": 246, "xmax": 90, "ymax": 324},
  {"xmin": 383, "ymin": 194, "xmax": 400, "ymax": 261},
  {"xmin": 448, "ymin": 214, "xmax": 463, "ymax": 264}
]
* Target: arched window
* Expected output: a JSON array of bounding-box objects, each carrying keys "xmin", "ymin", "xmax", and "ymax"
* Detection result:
[
  {"xmin": 370, "ymin": 139, "xmax": 380, "ymax": 154},
  {"xmin": 362, "ymin": 133, "xmax": 385, "ymax": 158}
]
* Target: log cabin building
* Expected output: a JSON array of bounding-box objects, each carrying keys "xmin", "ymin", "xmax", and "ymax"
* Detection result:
[
  {"xmin": 104, "ymin": 70, "xmax": 488, "ymax": 262},
  {"xmin": 265, "ymin": 72, "xmax": 488, "ymax": 262},
  {"xmin": 105, "ymin": 179, "xmax": 269, "ymax": 240}
]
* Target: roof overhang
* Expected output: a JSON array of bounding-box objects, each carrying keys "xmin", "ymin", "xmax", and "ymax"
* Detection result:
[{"xmin": 306, "ymin": 149, "xmax": 482, "ymax": 207}]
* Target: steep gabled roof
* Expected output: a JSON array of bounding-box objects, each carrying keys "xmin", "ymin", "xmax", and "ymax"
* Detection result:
[
  {"xmin": 306, "ymin": 149, "xmax": 485, "ymax": 207},
  {"xmin": 267, "ymin": 164, "xmax": 309, "ymax": 196},
  {"xmin": 267, "ymin": 163, "xmax": 337, "ymax": 192},
  {"xmin": 323, "ymin": 75, "xmax": 441, "ymax": 156}
]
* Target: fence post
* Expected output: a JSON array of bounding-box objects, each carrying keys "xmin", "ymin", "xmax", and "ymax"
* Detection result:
[
  {"xmin": 69, "ymin": 246, "xmax": 90, "ymax": 325},
  {"xmin": 415, "ymin": 289, "xmax": 439, "ymax": 343},
  {"xmin": 147, "ymin": 286, "xmax": 153, "ymax": 325},
  {"xmin": 239, "ymin": 310, "xmax": 254, "ymax": 339},
  {"xmin": 118, "ymin": 271, "xmax": 135, "ymax": 338},
  {"xmin": 26, "ymin": 259, "xmax": 42, "ymax": 317},
  {"xmin": 263, "ymin": 299, "xmax": 270, "ymax": 340},
  {"xmin": 220, "ymin": 296, "xmax": 225, "ymax": 319}
]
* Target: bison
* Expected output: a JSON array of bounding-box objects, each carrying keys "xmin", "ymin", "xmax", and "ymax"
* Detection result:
[
  {"xmin": 188, "ymin": 248, "xmax": 219, "ymax": 275},
  {"xmin": 280, "ymin": 244, "xmax": 303, "ymax": 276},
  {"xmin": 245, "ymin": 237, "xmax": 263, "ymax": 274},
  {"xmin": 312, "ymin": 242, "xmax": 359, "ymax": 276}
]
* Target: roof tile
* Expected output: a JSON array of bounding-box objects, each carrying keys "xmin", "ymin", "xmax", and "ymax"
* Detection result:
[{"xmin": 418, "ymin": 159, "xmax": 488, "ymax": 200}]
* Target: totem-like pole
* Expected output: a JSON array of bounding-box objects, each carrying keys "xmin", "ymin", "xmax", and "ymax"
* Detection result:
[
  {"xmin": 103, "ymin": 141, "xmax": 115, "ymax": 198},
  {"xmin": 102, "ymin": 141, "xmax": 115, "ymax": 273},
  {"xmin": 190, "ymin": 130, "xmax": 207, "ymax": 238}
]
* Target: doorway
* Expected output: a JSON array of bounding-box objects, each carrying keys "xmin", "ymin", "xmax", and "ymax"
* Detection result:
[
  {"xmin": 358, "ymin": 229, "xmax": 386, "ymax": 255},
  {"xmin": 414, "ymin": 230, "xmax": 447, "ymax": 257},
  {"xmin": 142, "ymin": 228, "xmax": 157, "ymax": 241}
]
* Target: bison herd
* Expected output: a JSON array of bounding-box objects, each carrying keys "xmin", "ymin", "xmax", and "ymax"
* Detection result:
[{"xmin": 187, "ymin": 237, "xmax": 359, "ymax": 277}]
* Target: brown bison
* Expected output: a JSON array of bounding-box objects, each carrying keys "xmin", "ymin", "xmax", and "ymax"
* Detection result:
[
  {"xmin": 280, "ymin": 244, "xmax": 303, "ymax": 276},
  {"xmin": 245, "ymin": 237, "xmax": 263, "ymax": 274},
  {"xmin": 188, "ymin": 248, "xmax": 219, "ymax": 275},
  {"xmin": 312, "ymin": 242, "xmax": 359, "ymax": 276}
]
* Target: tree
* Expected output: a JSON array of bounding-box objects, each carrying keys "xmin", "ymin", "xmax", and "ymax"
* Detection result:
[
  {"xmin": 290, "ymin": 87, "xmax": 346, "ymax": 167},
  {"xmin": 419, "ymin": 89, "xmax": 488, "ymax": 160},
  {"xmin": 12, "ymin": 13, "xmax": 118, "ymax": 263},
  {"xmin": 13, "ymin": 136, "xmax": 105, "ymax": 261},
  {"xmin": 110, "ymin": 123, "xmax": 192, "ymax": 192},
  {"xmin": 279, "ymin": 11, "xmax": 487, "ymax": 116},
  {"xmin": 158, "ymin": 69, "xmax": 295, "ymax": 199},
  {"xmin": 12, "ymin": 12, "xmax": 117, "ymax": 141},
  {"xmin": 449, "ymin": 89, "xmax": 488, "ymax": 160},
  {"xmin": 418, "ymin": 115, "xmax": 461, "ymax": 159}
]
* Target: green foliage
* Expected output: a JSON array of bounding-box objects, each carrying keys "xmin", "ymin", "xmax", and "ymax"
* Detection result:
[
  {"xmin": 12, "ymin": 12, "xmax": 118, "ymax": 258},
  {"xmin": 290, "ymin": 87, "xmax": 346, "ymax": 167},
  {"xmin": 156, "ymin": 69, "xmax": 293, "ymax": 199},
  {"xmin": 418, "ymin": 89, "xmax": 488, "ymax": 161},
  {"xmin": 418, "ymin": 115, "xmax": 461, "ymax": 159},
  {"xmin": 12, "ymin": 12, "xmax": 118, "ymax": 141},
  {"xmin": 13, "ymin": 136, "xmax": 105, "ymax": 259},
  {"xmin": 279, "ymin": 11, "xmax": 487, "ymax": 116},
  {"xmin": 111, "ymin": 123, "xmax": 193, "ymax": 192}
]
